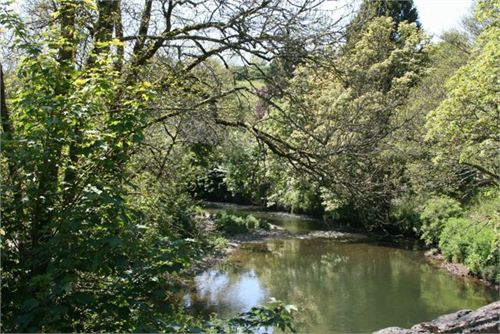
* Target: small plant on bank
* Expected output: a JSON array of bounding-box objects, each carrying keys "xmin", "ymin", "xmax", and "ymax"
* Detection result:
[
  {"xmin": 214, "ymin": 210, "xmax": 270, "ymax": 235},
  {"xmin": 154, "ymin": 300, "xmax": 296, "ymax": 333}
]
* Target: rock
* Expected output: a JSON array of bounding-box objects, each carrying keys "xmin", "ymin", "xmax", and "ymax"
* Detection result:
[
  {"xmin": 304, "ymin": 230, "xmax": 367, "ymax": 240},
  {"xmin": 374, "ymin": 327, "xmax": 413, "ymax": 334},
  {"xmin": 375, "ymin": 301, "xmax": 500, "ymax": 333},
  {"xmin": 424, "ymin": 248, "xmax": 442, "ymax": 258},
  {"xmin": 269, "ymin": 223, "xmax": 285, "ymax": 230}
]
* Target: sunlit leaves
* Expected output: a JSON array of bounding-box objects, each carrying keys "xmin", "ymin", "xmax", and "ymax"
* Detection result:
[
  {"xmin": 0, "ymin": 3, "xmax": 190, "ymax": 332},
  {"xmin": 425, "ymin": 7, "xmax": 500, "ymax": 183},
  {"xmin": 259, "ymin": 16, "xmax": 426, "ymax": 224}
]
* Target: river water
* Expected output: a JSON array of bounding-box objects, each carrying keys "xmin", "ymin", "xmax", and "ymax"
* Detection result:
[{"xmin": 184, "ymin": 204, "xmax": 498, "ymax": 333}]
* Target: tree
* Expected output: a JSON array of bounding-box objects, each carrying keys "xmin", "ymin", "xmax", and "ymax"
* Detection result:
[
  {"xmin": 345, "ymin": 0, "xmax": 420, "ymax": 45},
  {"xmin": 393, "ymin": 30, "xmax": 473, "ymax": 201},
  {"xmin": 245, "ymin": 17, "xmax": 427, "ymax": 227},
  {"xmin": 425, "ymin": 1, "xmax": 500, "ymax": 186}
]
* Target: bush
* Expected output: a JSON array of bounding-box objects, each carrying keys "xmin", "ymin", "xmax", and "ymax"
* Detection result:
[
  {"xmin": 439, "ymin": 217, "xmax": 499, "ymax": 283},
  {"xmin": 466, "ymin": 188, "xmax": 500, "ymax": 226},
  {"xmin": 208, "ymin": 299, "xmax": 296, "ymax": 333},
  {"xmin": 214, "ymin": 211, "xmax": 269, "ymax": 235},
  {"xmin": 390, "ymin": 196, "xmax": 422, "ymax": 235},
  {"xmin": 209, "ymin": 236, "xmax": 229, "ymax": 250},
  {"xmin": 419, "ymin": 195, "xmax": 462, "ymax": 245},
  {"xmin": 464, "ymin": 189, "xmax": 500, "ymax": 282},
  {"xmin": 438, "ymin": 218, "xmax": 471, "ymax": 263}
]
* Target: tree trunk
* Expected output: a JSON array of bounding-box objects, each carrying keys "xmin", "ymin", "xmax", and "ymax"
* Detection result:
[{"xmin": 31, "ymin": 0, "xmax": 76, "ymax": 276}]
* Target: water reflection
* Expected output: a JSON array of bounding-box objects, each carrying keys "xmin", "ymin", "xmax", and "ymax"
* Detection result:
[
  {"xmin": 187, "ymin": 238, "xmax": 497, "ymax": 333},
  {"xmin": 194, "ymin": 269, "xmax": 266, "ymax": 312}
]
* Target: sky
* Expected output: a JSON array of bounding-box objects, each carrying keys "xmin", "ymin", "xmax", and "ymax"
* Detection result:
[
  {"xmin": 414, "ymin": 0, "xmax": 475, "ymax": 37},
  {"xmin": 323, "ymin": 0, "xmax": 475, "ymax": 39}
]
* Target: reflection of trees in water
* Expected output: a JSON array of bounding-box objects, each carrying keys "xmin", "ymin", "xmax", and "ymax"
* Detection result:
[
  {"xmin": 189, "ymin": 239, "xmax": 496, "ymax": 332},
  {"xmin": 232, "ymin": 239, "xmax": 496, "ymax": 332},
  {"xmin": 188, "ymin": 267, "xmax": 267, "ymax": 318},
  {"xmin": 418, "ymin": 263, "xmax": 496, "ymax": 314}
]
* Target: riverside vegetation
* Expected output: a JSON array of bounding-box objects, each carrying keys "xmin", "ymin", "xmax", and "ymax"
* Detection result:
[{"xmin": 0, "ymin": 0, "xmax": 499, "ymax": 332}]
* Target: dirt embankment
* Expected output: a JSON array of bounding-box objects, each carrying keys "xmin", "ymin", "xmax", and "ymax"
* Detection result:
[{"xmin": 424, "ymin": 249, "xmax": 499, "ymax": 290}]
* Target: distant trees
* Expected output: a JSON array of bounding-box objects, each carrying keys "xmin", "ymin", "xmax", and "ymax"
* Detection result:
[
  {"xmin": 251, "ymin": 16, "xmax": 426, "ymax": 225},
  {"xmin": 223, "ymin": 0, "xmax": 499, "ymax": 281},
  {"xmin": 211, "ymin": 0, "xmax": 498, "ymax": 242},
  {"xmin": 345, "ymin": 0, "xmax": 420, "ymax": 45}
]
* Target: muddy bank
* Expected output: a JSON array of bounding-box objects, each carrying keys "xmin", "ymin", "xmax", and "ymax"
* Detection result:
[
  {"xmin": 425, "ymin": 249, "xmax": 499, "ymax": 290},
  {"xmin": 231, "ymin": 224, "xmax": 369, "ymax": 242}
]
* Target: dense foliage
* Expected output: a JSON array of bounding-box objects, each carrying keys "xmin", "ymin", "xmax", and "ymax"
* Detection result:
[
  {"xmin": 1, "ymin": 0, "xmax": 498, "ymax": 331},
  {"xmin": 0, "ymin": 0, "xmax": 320, "ymax": 331}
]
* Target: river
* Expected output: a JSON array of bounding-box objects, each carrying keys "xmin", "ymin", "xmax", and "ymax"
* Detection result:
[{"xmin": 184, "ymin": 203, "xmax": 498, "ymax": 333}]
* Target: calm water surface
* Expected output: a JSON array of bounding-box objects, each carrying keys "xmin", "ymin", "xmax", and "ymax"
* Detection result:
[{"xmin": 187, "ymin": 205, "xmax": 498, "ymax": 333}]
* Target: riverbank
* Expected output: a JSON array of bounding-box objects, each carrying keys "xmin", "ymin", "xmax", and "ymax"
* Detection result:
[{"xmin": 425, "ymin": 249, "xmax": 500, "ymax": 290}]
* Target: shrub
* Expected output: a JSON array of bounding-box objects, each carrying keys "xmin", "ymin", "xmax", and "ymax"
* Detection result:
[
  {"xmin": 464, "ymin": 189, "xmax": 500, "ymax": 282},
  {"xmin": 438, "ymin": 218, "xmax": 472, "ymax": 263},
  {"xmin": 245, "ymin": 214, "xmax": 271, "ymax": 231},
  {"xmin": 390, "ymin": 196, "xmax": 422, "ymax": 235},
  {"xmin": 439, "ymin": 217, "xmax": 499, "ymax": 283},
  {"xmin": 419, "ymin": 195, "xmax": 462, "ymax": 245},
  {"xmin": 214, "ymin": 211, "xmax": 269, "ymax": 235},
  {"xmin": 466, "ymin": 188, "xmax": 500, "ymax": 226},
  {"xmin": 208, "ymin": 236, "xmax": 229, "ymax": 251},
  {"xmin": 209, "ymin": 299, "xmax": 296, "ymax": 333}
]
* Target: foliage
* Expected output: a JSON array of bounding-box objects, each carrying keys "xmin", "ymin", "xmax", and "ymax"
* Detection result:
[
  {"xmin": 400, "ymin": 32, "xmax": 471, "ymax": 194},
  {"xmin": 214, "ymin": 210, "xmax": 270, "ymax": 236},
  {"xmin": 419, "ymin": 196, "xmax": 463, "ymax": 245},
  {"xmin": 466, "ymin": 188, "xmax": 500, "ymax": 226},
  {"xmin": 224, "ymin": 299, "xmax": 297, "ymax": 333},
  {"xmin": 261, "ymin": 16, "xmax": 427, "ymax": 227},
  {"xmin": 345, "ymin": 0, "xmax": 420, "ymax": 45},
  {"xmin": 2, "ymin": 0, "xmax": 333, "ymax": 330},
  {"xmin": 0, "ymin": 26, "xmax": 207, "ymax": 332},
  {"xmin": 266, "ymin": 173, "xmax": 323, "ymax": 216},
  {"xmin": 218, "ymin": 132, "xmax": 269, "ymax": 205},
  {"xmin": 439, "ymin": 217, "xmax": 499, "ymax": 283},
  {"xmin": 425, "ymin": 2, "xmax": 500, "ymax": 185},
  {"xmin": 207, "ymin": 235, "xmax": 229, "ymax": 251},
  {"xmin": 417, "ymin": 188, "xmax": 500, "ymax": 283},
  {"xmin": 388, "ymin": 195, "xmax": 422, "ymax": 235},
  {"xmin": 210, "ymin": 131, "xmax": 324, "ymax": 215}
]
